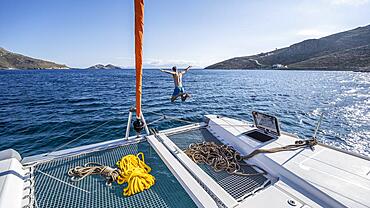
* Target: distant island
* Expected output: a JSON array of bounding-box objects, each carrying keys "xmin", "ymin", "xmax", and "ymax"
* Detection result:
[
  {"xmin": 206, "ymin": 24, "xmax": 370, "ymax": 72},
  {"xmin": 2, "ymin": 24, "xmax": 369, "ymax": 71},
  {"xmin": 87, "ymin": 64, "xmax": 122, "ymax": 69},
  {"xmin": 0, "ymin": 47, "xmax": 69, "ymax": 69}
]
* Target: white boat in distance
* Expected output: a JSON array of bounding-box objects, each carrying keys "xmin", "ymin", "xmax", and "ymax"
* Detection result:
[{"xmin": 1, "ymin": 0, "xmax": 369, "ymax": 207}]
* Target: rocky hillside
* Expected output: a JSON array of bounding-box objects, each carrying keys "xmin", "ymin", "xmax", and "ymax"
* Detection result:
[
  {"xmin": 87, "ymin": 64, "xmax": 122, "ymax": 69},
  {"xmin": 206, "ymin": 24, "xmax": 370, "ymax": 71},
  {"xmin": 0, "ymin": 47, "xmax": 69, "ymax": 69}
]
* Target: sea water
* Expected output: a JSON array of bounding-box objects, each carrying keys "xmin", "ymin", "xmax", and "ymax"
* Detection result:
[{"xmin": 0, "ymin": 69, "xmax": 369, "ymax": 157}]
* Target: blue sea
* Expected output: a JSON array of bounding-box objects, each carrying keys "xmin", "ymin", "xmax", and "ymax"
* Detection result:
[{"xmin": 0, "ymin": 69, "xmax": 369, "ymax": 157}]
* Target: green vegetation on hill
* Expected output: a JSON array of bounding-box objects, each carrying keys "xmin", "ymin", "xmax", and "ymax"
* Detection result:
[
  {"xmin": 206, "ymin": 25, "xmax": 370, "ymax": 71},
  {"xmin": 0, "ymin": 47, "xmax": 69, "ymax": 69}
]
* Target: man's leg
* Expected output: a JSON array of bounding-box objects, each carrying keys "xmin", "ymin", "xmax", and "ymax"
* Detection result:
[
  {"xmin": 171, "ymin": 96, "xmax": 177, "ymax": 102},
  {"xmin": 180, "ymin": 87, "xmax": 190, "ymax": 101},
  {"xmin": 172, "ymin": 87, "xmax": 180, "ymax": 102},
  {"xmin": 181, "ymin": 93, "xmax": 191, "ymax": 101}
]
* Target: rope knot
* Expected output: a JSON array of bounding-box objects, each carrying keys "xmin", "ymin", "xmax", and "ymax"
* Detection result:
[{"xmin": 295, "ymin": 138, "xmax": 318, "ymax": 148}]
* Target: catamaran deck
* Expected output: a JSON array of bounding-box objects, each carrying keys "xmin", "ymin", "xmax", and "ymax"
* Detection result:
[
  {"xmin": 19, "ymin": 123, "xmax": 274, "ymax": 208},
  {"xmin": 1, "ymin": 115, "xmax": 369, "ymax": 208}
]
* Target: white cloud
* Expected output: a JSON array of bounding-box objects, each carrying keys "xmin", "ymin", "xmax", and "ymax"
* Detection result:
[
  {"xmin": 111, "ymin": 57, "xmax": 206, "ymax": 69},
  {"xmin": 326, "ymin": 0, "xmax": 369, "ymax": 6},
  {"xmin": 143, "ymin": 58, "xmax": 203, "ymax": 68}
]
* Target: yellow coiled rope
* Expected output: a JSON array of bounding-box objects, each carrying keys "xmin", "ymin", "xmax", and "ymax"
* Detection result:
[{"xmin": 116, "ymin": 152, "xmax": 155, "ymax": 196}]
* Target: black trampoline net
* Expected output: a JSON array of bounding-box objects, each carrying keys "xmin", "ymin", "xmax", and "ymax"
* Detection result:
[
  {"xmin": 33, "ymin": 141, "xmax": 196, "ymax": 208},
  {"xmin": 168, "ymin": 128, "xmax": 270, "ymax": 201}
]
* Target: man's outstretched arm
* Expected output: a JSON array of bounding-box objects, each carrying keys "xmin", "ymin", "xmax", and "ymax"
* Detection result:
[
  {"xmin": 182, "ymin": 66, "xmax": 192, "ymax": 74},
  {"xmin": 160, "ymin": 69, "xmax": 175, "ymax": 75}
]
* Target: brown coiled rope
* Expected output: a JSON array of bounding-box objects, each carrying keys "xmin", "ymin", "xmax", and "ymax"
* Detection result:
[
  {"xmin": 184, "ymin": 142, "xmax": 266, "ymax": 176},
  {"xmin": 68, "ymin": 162, "xmax": 120, "ymax": 185},
  {"xmin": 184, "ymin": 139, "xmax": 318, "ymax": 177}
]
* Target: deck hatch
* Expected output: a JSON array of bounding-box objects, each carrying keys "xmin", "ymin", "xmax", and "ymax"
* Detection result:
[
  {"xmin": 252, "ymin": 111, "xmax": 281, "ymax": 136},
  {"xmin": 243, "ymin": 130, "xmax": 275, "ymax": 142},
  {"xmin": 33, "ymin": 141, "xmax": 196, "ymax": 208}
]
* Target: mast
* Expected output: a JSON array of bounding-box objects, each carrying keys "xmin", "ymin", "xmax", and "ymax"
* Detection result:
[
  {"xmin": 131, "ymin": 0, "xmax": 148, "ymax": 135},
  {"xmin": 135, "ymin": 0, "xmax": 144, "ymax": 119}
]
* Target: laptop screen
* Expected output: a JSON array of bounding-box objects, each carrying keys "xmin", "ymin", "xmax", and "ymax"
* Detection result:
[{"xmin": 252, "ymin": 111, "xmax": 281, "ymax": 136}]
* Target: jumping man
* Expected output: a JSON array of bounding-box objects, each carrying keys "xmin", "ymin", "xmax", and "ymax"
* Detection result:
[{"xmin": 160, "ymin": 66, "xmax": 192, "ymax": 102}]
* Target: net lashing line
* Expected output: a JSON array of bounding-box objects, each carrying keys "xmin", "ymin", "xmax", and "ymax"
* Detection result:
[
  {"xmin": 67, "ymin": 152, "xmax": 155, "ymax": 197},
  {"xmin": 184, "ymin": 142, "xmax": 266, "ymax": 176}
]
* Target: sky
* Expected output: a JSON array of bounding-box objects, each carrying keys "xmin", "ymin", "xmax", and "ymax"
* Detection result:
[{"xmin": 1, "ymin": 0, "xmax": 370, "ymax": 68}]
